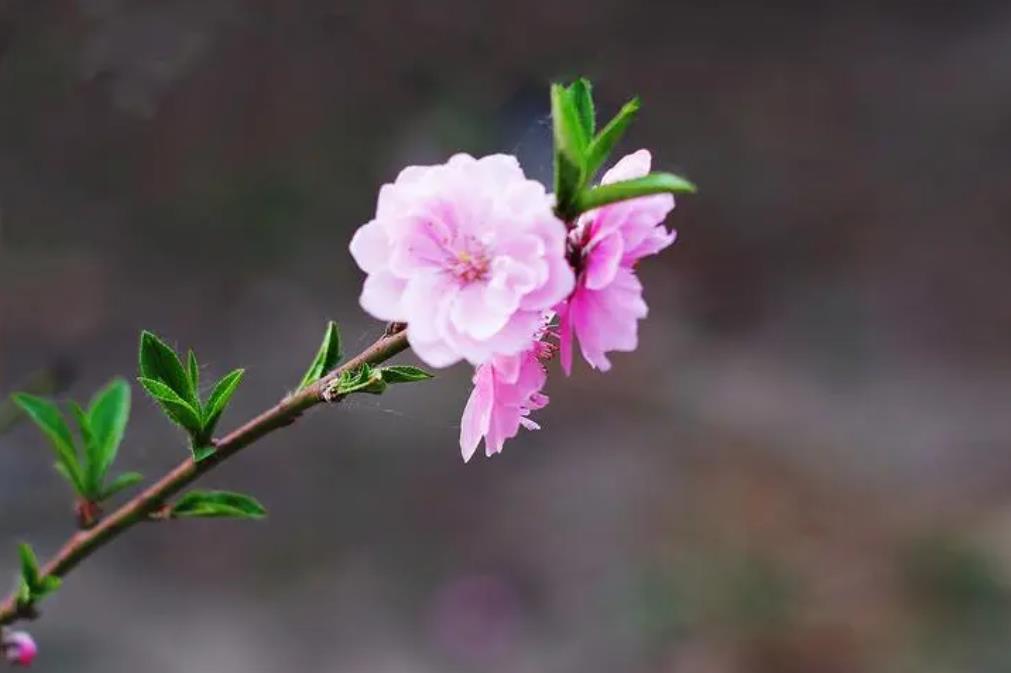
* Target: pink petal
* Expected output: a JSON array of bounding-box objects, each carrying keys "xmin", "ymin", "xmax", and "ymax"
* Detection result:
[
  {"xmin": 359, "ymin": 271, "xmax": 406, "ymax": 321},
  {"xmin": 601, "ymin": 149, "xmax": 652, "ymax": 185},
  {"xmin": 460, "ymin": 366, "xmax": 494, "ymax": 462},
  {"xmin": 349, "ymin": 220, "xmax": 392, "ymax": 274},
  {"xmin": 583, "ymin": 231, "xmax": 624, "ymax": 290}
]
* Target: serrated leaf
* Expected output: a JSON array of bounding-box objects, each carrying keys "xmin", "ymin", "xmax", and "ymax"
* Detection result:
[
  {"xmin": 12, "ymin": 393, "xmax": 84, "ymax": 494},
  {"xmin": 201, "ymin": 369, "xmax": 244, "ymax": 438},
  {"xmin": 573, "ymin": 171, "xmax": 697, "ymax": 215},
  {"xmin": 87, "ymin": 378, "xmax": 130, "ymax": 490},
  {"xmin": 139, "ymin": 331, "xmax": 198, "ymax": 407},
  {"xmin": 171, "ymin": 490, "xmax": 266, "ymax": 520},
  {"xmin": 99, "ymin": 471, "xmax": 143, "ymax": 500},
  {"xmin": 583, "ymin": 97, "xmax": 640, "ymax": 186},
  {"xmin": 138, "ymin": 377, "xmax": 203, "ymax": 435},
  {"xmin": 570, "ymin": 78, "xmax": 595, "ymax": 139},
  {"xmin": 380, "ymin": 365, "xmax": 434, "ymax": 384},
  {"xmin": 299, "ymin": 321, "xmax": 343, "ymax": 389},
  {"xmin": 187, "ymin": 350, "xmax": 200, "ymax": 402}
]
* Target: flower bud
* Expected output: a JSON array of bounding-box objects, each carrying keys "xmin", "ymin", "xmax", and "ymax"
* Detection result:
[{"xmin": 2, "ymin": 630, "xmax": 37, "ymax": 667}]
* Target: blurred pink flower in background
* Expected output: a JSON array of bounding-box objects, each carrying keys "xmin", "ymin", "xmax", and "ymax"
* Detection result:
[
  {"xmin": 557, "ymin": 149, "xmax": 677, "ymax": 373},
  {"xmin": 2, "ymin": 631, "xmax": 37, "ymax": 667},
  {"xmin": 459, "ymin": 337, "xmax": 554, "ymax": 461},
  {"xmin": 350, "ymin": 154, "xmax": 573, "ymax": 367},
  {"xmin": 428, "ymin": 574, "xmax": 522, "ymax": 665}
]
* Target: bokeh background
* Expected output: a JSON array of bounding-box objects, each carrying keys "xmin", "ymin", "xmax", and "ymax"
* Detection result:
[{"xmin": 2, "ymin": 1, "xmax": 1011, "ymax": 671}]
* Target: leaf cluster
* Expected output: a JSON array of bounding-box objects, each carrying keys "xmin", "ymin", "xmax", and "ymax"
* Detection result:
[
  {"xmin": 551, "ymin": 78, "xmax": 696, "ymax": 221},
  {"xmin": 13, "ymin": 379, "xmax": 142, "ymax": 503},
  {"xmin": 138, "ymin": 331, "xmax": 243, "ymax": 462}
]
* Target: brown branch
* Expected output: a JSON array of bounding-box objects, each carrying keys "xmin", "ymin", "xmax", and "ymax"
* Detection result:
[{"xmin": 0, "ymin": 326, "xmax": 410, "ymax": 626}]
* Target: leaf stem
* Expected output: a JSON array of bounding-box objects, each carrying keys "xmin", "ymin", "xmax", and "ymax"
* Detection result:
[{"xmin": 0, "ymin": 326, "xmax": 410, "ymax": 626}]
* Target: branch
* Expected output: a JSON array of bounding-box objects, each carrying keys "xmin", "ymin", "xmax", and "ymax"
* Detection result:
[{"xmin": 0, "ymin": 326, "xmax": 410, "ymax": 626}]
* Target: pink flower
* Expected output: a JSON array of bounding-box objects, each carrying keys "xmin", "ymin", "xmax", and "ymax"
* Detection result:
[
  {"xmin": 459, "ymin": 339, "xmax": 553, "ymax": 461},
  {"xmin": 2, "ymin": 631, "xmax": 37, "ymax": 667},
  {"xmin": 350, "ymin": 154, "xmax": 574, "ymax": 367},
  {"xmin": 557, "ymin": 150, "xmax": 676, "ymax": 373}
]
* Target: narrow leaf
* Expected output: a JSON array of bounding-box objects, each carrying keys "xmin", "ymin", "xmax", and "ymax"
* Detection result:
[
  {"xmin": 171, "ymin": 490, "xmax": 266, "ymax": 519},
  {"xmin": 298, "ymin": 321, "xmax": 343, "ymax": 389},
  {"xmin": 18, "ymin": 543, "xmax": 39, "ymax": 589},
  {"xmin": 551, "ymin": 83, "xmax": 589, "ymax": 217},
  {"xmin": 137, "ymin": 377, "xmax": 203, "ymax": 435},
  {"xmin": 186, "ymin": 350, "xmax": 200, "ymax": 403},
  {"xmin": 138, "ymin": 331, "xmax": 198, "ymax": 407},
  {"xmin": 573, "ymin": 172, "xmax": 697, "ymax": 214},
  {"xmin": 87, "ymin": 378, "xmax": 131, "ymax": 486},
  {"xmin": 53, "ymin": 461, "xmax": 80, "ymax": 490},
  {"xmin": 569, "ymin": 78, "xmax": 595, "ymax": 139},
  {"xmin": 584, "ymin": 97, "xmax": 640, "ymax": 185},
  {"xmin": 201, "ymin": 369, "xmax": 244, "ymax": 437},
  {"xmin": 12, "ymin": 393, "xmax": 84, "ymax": 493},
  {"xmin": 380, "ymin": 365, "xmax": 434, "ymax": 384},
  {"xmin": 69, "ymin": 401, "xmax": 100, "ymax": 498},
  {"xmin": 99, "ymin": 471, "xmax": 143, "ymax": 500}
]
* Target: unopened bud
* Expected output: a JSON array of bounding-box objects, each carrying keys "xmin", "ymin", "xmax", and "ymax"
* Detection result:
[{"xmin": 2, "ymin": 630, "xmax": 37, "ymax": 667}]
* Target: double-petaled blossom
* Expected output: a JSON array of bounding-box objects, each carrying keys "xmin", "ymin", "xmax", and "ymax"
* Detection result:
[
  {"xmin": 557, "ymin": 150, "xmax": 676, "ymax": 373},
  {"xmin": 2, "ymin": 631, "xmax": 37, "ymax": 667},
  {"xmin": 459, "ymin": 336, "xmax": 554, "ymax": 462},
  {"xmin": 350, "ymin": 154, "xmax": 574, "ymax": 368},
  {"xmin": 352, "ymin": 147, "xmax": 680, "ymax": 460}
]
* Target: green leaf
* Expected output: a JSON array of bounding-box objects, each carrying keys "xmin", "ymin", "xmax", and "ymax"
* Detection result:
[
  {"xmin": 18, "ymin": 543, "xmax": 39, "ymax": 590},
  {"xmin": 380, "ymin": 365, "xmax": 434, "ymax": 384},
  {"xmin": 573, "ymin": 172, "xmax": 697, "ymax": 214},
  {"xmin": 583, "ymin": 97, "xmax": 640, "ymax": 185},
  {"xmin": 53, "ymin": 461, "xmax": 80, "ymax": 491},
  {"xmin": 138, "ymin": 377, "xmax": 203, "ymax": 435},
  {"xmin": 99, "ymin": 471, "xmax": 143, "ymax": 500},
  {"xmin": 569, "ymin": 78, "xmax": 595, "ymax": 139},
  {"xmin": 12, "ymin": 393, "xmax": 84, "ymax": 494},
  {"xmin": 186, "ymin": 350, "xmax": 200, "ymax": 403},
  {"xmin": 87, "ymin": 378, "xmax": 130, "ymax": 488},
  {"xmin": 336, "ymin": 364, "xmax": 387, "ymax": 395},
  {"xmin": 138, "ymin": 331, "xmax": 198, "ymax": 407},
  {"xmin": 298, "ymin": 321, "xmax": 343, "ymax": 389},
  {"xmin": 36, "ymin": 575, "xmax": 61, "ymax": 597},
  {"xmin": 14, "ymin": 542, "xmax": 59, "ymax": 606},
  {"xmin": 201, "ymin": 369, "xmax": 244, "ymax": 438},
  {"xmin": 192, "ymin": 444, "xmax": 216, "ymax": 463},
  {"xmin": 68, "ymin": 401, "xmax": 101, "ymax": 498},
  {"xmin": 171, "ymin": 490, "xmax": 266, "ymax": 520},
  {"xmin": 552, "ymin": 83, "xmax": 590, "ymax": 218}
]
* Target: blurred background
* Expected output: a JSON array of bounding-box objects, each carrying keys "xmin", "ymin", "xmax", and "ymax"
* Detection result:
[{"xmin": 2, "ymin": 1, "xmax": 1011, "ymax": 671}]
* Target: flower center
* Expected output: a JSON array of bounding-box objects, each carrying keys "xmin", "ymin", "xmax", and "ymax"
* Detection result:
[{"xmin": 447, "ymin": 245, "xmax": 490, "ymax": 284}]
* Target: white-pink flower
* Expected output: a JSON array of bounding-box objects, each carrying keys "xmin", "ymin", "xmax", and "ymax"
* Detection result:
[
  {"xmin": 350, "ymin": 154, "xmax": 574, "ymax": 367},
  {"xmin": 557, "ymin": 150, "xmax": 676, "ymax": 373},
  {"xmin": 459, "ymin": 339, "xmax": 553, "ymax": 461}
]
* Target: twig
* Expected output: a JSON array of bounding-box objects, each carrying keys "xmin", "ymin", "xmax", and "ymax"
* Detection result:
[{"xmin": 0, "ymin": 326, "xmax": 410, "ymax": 625}]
